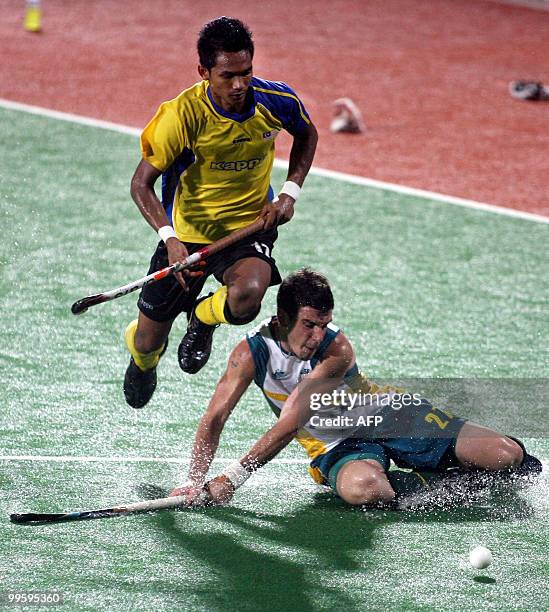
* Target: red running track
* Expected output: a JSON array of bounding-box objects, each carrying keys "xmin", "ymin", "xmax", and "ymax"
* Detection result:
[{"xmin": 1, "ymin": 0, "xmax": 548, "ymax": 215}]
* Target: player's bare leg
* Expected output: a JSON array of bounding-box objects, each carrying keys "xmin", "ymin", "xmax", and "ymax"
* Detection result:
[
  {"xmin": 454, "ymin": 422, "xmax": 523, "ymax": 470},
  {"xmin": 333, "ymin": 435, "xmax": 533, "ymax": 509},
  {"xmin": 133, "ymin": 313, "xmax": 173, "ymax": 353},
  {"xmin": 124, "ymin": 313, "xmax": 172, "ymax": 408},
  {"xmin": 178, "ymin": 258, "xmax": 271, "ymax": 374},
  {"xmin": 223, "ymin": 258, "xmax": 272, "ymax": 320}
]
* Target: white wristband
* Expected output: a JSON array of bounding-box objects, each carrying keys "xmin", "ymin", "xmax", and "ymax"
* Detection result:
[
  {"xmin": 279, "ymin": 180, "xmax": 301, "ymax": 201},
  {"xmin": 158, "ymin": 225, "xmax": 178, "ymax": 243},
  {"xmin": 222, "ymin": 460, "xmax": 251, "ymax": 489}
]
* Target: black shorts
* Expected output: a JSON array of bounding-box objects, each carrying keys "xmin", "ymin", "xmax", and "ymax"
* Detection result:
[{"xmin": 137, "ymin": 227, "xmax": 281, "ymax": 322}]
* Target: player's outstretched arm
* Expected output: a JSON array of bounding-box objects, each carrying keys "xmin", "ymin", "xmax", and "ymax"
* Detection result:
[
  {"xmin": 169, "ymin": 340, "xmax": 255, "ymax": 500},
  {"xmin": 287, "ymin": 121, "xmax": 318, "ymax": 188},
  {"xmin": 262, "ymin": 122, "xmax": 318, "ymax": 228},
  {"xmin": 205, "ymin": 332, "xmax": 355, "ymax": 505}
]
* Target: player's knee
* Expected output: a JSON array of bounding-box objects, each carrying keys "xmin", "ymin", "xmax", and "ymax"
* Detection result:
[
  {"xmin": 499, "ymin": 437, "xmax": 524, "ymax": 468},
  {"xmin": 337, "ymin": 462, "xmax": 393, "ymax": 506},
  {"xmin": 226, "ymin": 282, "xmax": 266, "ymax": 320},
  {"xmin": 487, "ymin": 436, "xmax": 524, "ymax": 470},
  {"xmin": 134, "ymin": 328, "xmax": 167, "ymax": 354}
]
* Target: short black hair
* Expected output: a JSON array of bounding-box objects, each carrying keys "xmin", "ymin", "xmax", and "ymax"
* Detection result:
[
  {"xmin": 197, "ymin": 16, "xmax": 254, "ymax": 70},
  {"xmin": 277, "ymin": 268, "xmax": 334, "ymax": 325}
]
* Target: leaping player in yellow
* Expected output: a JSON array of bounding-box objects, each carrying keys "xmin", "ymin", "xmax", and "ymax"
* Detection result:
[{"xmin": 124, "ymin": 16, "xmax": 318, "ymax": 408}]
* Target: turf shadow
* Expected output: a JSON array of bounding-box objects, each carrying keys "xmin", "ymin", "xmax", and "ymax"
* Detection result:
[
  {"xmin": 136, "ymin": 478, "xmax": 534, "ymax": 611},
  {"xmin": 149, "ymin": 500, "xmax": 376, "ymax": 612}
]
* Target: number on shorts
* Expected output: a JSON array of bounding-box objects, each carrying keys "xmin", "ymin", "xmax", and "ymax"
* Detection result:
[
  {"xmin": 253, "ymin": 242, "xmax": 271, "ymax": 257},
  {"xmin": 424, "ymin": 407, "xmax": 453, "ymax": 430}
]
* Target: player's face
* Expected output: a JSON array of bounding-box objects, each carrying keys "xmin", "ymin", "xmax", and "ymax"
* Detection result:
[
  {"xmin": 286, "ymin": 307, "xmax": 333, "ymax": 361},
  {"xmin": 199, "ymin": 50, "xmax": 253, "ymax": 114}
]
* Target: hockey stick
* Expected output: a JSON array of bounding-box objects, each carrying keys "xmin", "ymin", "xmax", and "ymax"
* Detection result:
[
  {"xmin": 71, "ymin": 218, "xmax": 266, "ymax": 315},
  {"xmin": 10, "ymin": 491, "xmax": 211, "ymax": 525}
]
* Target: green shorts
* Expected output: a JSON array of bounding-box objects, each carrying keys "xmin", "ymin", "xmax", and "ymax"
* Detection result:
[{"xmin": 310, "ymin": 399, "xmax": 467, "ymax": 490}]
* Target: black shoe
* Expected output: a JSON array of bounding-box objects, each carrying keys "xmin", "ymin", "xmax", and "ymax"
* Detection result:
[
  {"xmin": 123, "ymin": 339, "xmax": 168, "ymax": 409},
  {"xmin": 123, "ymin": 358, "xmax": 157, "ymax": 409},
  {"xmin": 510, "ymin": 453, "xmax": 543, "ymax": 480},
  {"xmin": 440, "ymin": 452, "xmax": 543, "ymax": 492},
  {"xmin": 178, "ymin": 296, "xmax": 218, "ymax": 374}
]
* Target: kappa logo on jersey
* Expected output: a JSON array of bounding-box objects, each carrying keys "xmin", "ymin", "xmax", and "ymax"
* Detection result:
[
  {"xmin": 210, "ymin": 157, "xmax": 264, "ymax": 171},
  {"xmin": 273, "ymin": 369, "xmax": 289, "ymax": 380}
]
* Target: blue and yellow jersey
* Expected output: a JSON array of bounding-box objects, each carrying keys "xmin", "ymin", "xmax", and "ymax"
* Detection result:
[{"xmin": 140, "ymin": 77, "xmax": 311, "ymax": 243}]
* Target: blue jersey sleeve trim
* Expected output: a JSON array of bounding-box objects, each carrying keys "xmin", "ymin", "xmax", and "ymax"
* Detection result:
[
  {"xmin": 251, "ymin": 77, "xmax": 311, "ymax": 136},
  {"xmin": 246, "ymin": 332, "xmax": 270, "ymax": 387},
  {"xmin": 161, "ymin": 148, "xmax": 195, "ymax": 223}
]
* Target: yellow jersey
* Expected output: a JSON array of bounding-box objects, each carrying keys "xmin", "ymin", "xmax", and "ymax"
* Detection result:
[{"xmin": 140, "ymin": 78, "xmax": 312, "ymax": 243}]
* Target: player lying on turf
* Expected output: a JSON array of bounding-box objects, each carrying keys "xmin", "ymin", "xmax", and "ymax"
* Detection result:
[{"xmin": 170, "ymin": 269, "xmax": 542, "ymax": 508}]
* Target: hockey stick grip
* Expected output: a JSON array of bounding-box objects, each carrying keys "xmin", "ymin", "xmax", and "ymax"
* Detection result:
[{"xmin": 190, "ymin": 217, "xmax": 265, "ymax": 259}]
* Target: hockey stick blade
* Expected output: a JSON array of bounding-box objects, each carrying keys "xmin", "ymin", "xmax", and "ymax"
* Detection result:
[
  {"xmin": 10, "ymin": 509, "xmax": 123, "ymax": 524},
  {"xmin": 71, "ymin": 294, "xmax": 106, "ymax": 315},
  {"xmin": 9, "ymin": 493, "xmax": 208, "ymax": 525}
]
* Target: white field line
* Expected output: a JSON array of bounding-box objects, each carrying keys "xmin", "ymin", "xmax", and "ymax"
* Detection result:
[
  {"xmin": 0, "ymin": 454, "xmax": 308, "ymax": 464},
  {"xmin": 0, "ymin": 98, "xmax": 141, "ymax": 137},
  {"xmin": 1, "ymin": 455, "xmax": 546, "ymax": 473},
  {"xmin": 2, "ymin": 97, "xmax": 548, "ymax": 225}
]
